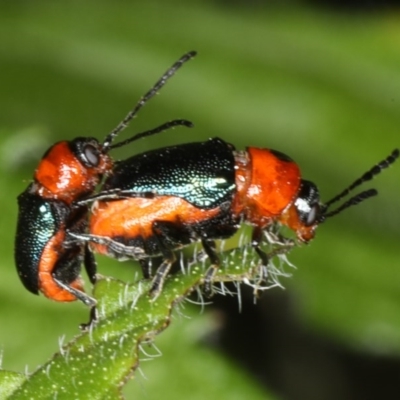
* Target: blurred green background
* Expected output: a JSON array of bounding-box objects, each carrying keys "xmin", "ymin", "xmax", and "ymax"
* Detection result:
[{"xmin": 0, "ymin": 1, "xmax": 399, "ymax": 399}]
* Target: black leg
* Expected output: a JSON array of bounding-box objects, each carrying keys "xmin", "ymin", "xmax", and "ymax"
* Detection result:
[
  {"xmin": 148, "ymin": 221, "xmax": 181, "ymax": 298},
  {"xmin": 80, "ymin": 306, "xmax": 98, "ymax": 331},
  {"xmin": 53, "ymin": 278, "xmax": 96, "ymax": 307},
  {"xmin": 201, "ymin": 239, "xmax": 220, "ymax": 297},
  {"xmin": 251, "ymin": 226, "xmax": 270, "ymax": 290},
  {"xmin": 72, "ymin": 189, "xmax": 155, "ymax": 207},
  {"xmin": 83, "ymin": 243, "xmax": 97, "ymax": 284},
  {"xmin": 149, "ymin": 252, "xmax": 176, "ymax": 298},
  {"xmin": 139, "ymin": 259, "xmax": 153, "ymax": 280},
  {"xmin": 81, "ymin": 244, "xmax": 99, "ymax": 327},
  {"xmin": 252, "ymin": 226, "xmax": 269, "ymax": 268}
]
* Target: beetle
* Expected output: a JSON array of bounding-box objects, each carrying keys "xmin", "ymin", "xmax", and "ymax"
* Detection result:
[
  {"xmin": 14, "ymin": 51, "xmax": 196, "ymax": 306},
  {"xmin": 70, "ymin": 134, "xmax": 398, "ymax": 297}
]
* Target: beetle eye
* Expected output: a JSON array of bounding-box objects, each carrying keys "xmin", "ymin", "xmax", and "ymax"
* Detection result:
[
  {"xmin": 295, "ymin": 180, "xmax": 321, "ymax": 227},
  {"xmin": 70, "ymin": 137, "xmax": 102, "ymax": 168},
  {"xmin": 83, "ymin": 144, "xmax": 100, "ymax": 167}
]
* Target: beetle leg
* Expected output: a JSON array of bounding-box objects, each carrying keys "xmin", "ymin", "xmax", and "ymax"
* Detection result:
[
  {"xmin": 83, "ymin": 243, "xmax": 98, "ymax": 284},
  {"xmin": 53, "ymin": 278, "xmax": 96, "ymax": 307},
  {"xmin": 201, "ymin": 239, "xmax": 220, "ymax": 296},
  {"xmin": 252, "ymin": 226, "xmax": 268, "ymax": 265},
  {"xmin": 139, "ymin": 259, "xmax": 153, "ymax": 280},
  {"xmin": 80, "ymin": 306, "xmax": 99, "ymax": 330},
  {"xmin": 149, "ymin": 253, "xmax": 176, "ymax": 298},
  {"xmin": 67, "ymin": 231, "xmax": 146, "ymax": 259},
  {"xmin": 148, "ymin": 221, "xmax": 181, "ymax": 298},
  {"xmin": 251, "ymin": 226, "xmax": 269, "ymax": 287},
  {"xmin": 149, "ymin": 254, "xmax": 175, "ymax": 299},
  {"xmin": 73, "ymin": 189, "xmax": 155, "ymax": 207},
  {"xmin": 251, "ymin": 226, "xmax": 276, "ymax": 295}
]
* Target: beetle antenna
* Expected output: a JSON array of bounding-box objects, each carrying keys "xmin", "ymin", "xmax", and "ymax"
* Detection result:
[
  {"xmin": 102, "ymin": 50, "xmax": 197, "ymax": 150},
  {"xmin": 109, "ymin": 119, "xmax": 194, "ymax": 150},
  {"xmin": 319, "ymin": 189, "xmax": 377, "ymax": 223},
  {"xmin": 323, "ymin": 148, "xmax": 399, "ymax": 210}
]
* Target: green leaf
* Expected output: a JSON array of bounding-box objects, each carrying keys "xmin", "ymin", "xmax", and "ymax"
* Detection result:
[
  {"xmin": 3, "ymin": 237, "xmax": 291, "ymax": 399},
  {"xmin": 0, "ymin": 372, "xmax": 25, "ymax": 399}
]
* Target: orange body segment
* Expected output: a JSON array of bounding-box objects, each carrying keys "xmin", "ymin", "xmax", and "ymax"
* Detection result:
[
  {"xmin": 90, "ymin": 196, "xmax": 222, "ymax": 255},
  {"xmin": 34, "ymin": 141, "xmax": 112, "ymax": 203},
  {"xmin": 232, "ymin": 147, "xmax": 301, "ymax": 227},
  {"xmin": 38, "ymin": 230, "xmax": 85, "ymax": 302}
]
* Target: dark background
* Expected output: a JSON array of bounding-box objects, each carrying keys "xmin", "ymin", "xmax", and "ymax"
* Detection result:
[{"xmin": 0, "ymin": 1, "xmax": 399, "ymax": 399}]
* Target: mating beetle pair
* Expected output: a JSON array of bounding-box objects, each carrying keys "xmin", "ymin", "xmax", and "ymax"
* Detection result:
[
  {"xmin": 15, "ymin": 51, "xmax": 399, "ymax": 307},
  {"xmin": 15, "ymin": 52, "xmax": 195, "ymax": 306}
]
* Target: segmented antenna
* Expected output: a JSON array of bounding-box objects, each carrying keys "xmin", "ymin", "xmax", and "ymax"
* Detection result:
[
  {"xmin": 102, "ymin": 50, "xmax": 197, "ymax": 151},
  {"xmin": 319, "ymin": 189, "xmax": 378, "ymax": 222},
  {"xmin": 319, "ymin": 148, "xmax": 398, "ymax": 222},
  {"xmin": 324, "ymin": 148, "xmax": 399, "ymax": 209},
  {"xmin": 109, "ymin": 119, "xmax": 193, "ymax": 150}
]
